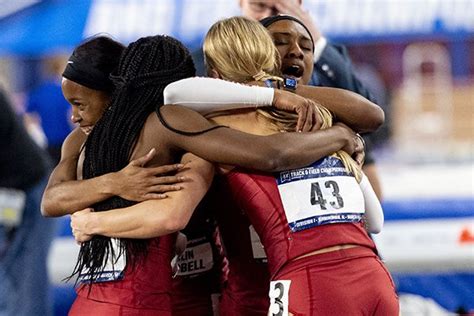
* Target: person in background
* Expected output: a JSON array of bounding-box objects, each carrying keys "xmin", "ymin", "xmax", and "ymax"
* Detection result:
[
  {"xmin": 192, "ymin": 0, "xmax": 383, "ymax": 200},
  {"xmin": 0, "ymin": 87, "xmax": 55, "ymax": 316},
  {"xmin": 25, "ymin": 55, "xmax": 73, "ymax": 164}
]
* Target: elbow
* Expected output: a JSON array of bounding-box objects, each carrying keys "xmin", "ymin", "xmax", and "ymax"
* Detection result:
[
  {"xmin": 40, "ymin": 199, "xmax": 55, "ymax": 217},
  {"xmin": 369, "ymin": 225, "xmax": 382, "ymax": 234},
  {"xmin": 256, "ymin": 148, "xmax": 289, "ymax": 172},
  {"xmin": 40, "ymin": 192, "xmax": 66, "ymax": 217},
  {"xmin": 163, "ymin": 82, "xmax": 179, "ymax": 105},
  {"xmin": 354, "ymin": 96, "xmax": 385, "ymax": 133},
  {"xmin": 261, "ymin": 157, "xmax": 281, "ymax": 172},
  {"xmin": 372, "ymin": 106, "xmax": 385, "ymax": 131},
  {"xmin": 161, "ymin": 214, "xmax": 189, "ymax": 234},
  {"xmin": 266, "ymin": 146, "xmax": 306, "ymax": 171},
  {"xmin": 365, "ymin": 105, "xmax": 385, "ymax": 132},
  {"xmin": 368, "ymin": 218, "xmax": 384, "ymax": 234}
]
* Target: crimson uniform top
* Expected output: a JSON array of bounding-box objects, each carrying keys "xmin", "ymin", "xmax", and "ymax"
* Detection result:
[
  {"xmin": 220, "ymin": 157, "xmax": 376, "ymax": 279},
  {"xmin": 216, "ymin": 157, "xmax": 398, "ymax": 316},
  {"xmin": 170, "ymin": 198, "xmax": 223, "ymax": 316},
  {"xmin": 70, "ymin": 235, "xmax": 176, "ymax": 315},
  {"xmin": 213, "ymin": 181, "xmax": 270, "ymax": 315}
]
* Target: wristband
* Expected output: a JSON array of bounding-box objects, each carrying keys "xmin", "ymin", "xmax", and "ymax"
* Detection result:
[
  {"xmin": 264, "ymin": 79, "xmax": 274, "ymax": 88},
  {"xmin": 282, "ymin": 77, "xmax": 297, "ymax": 91}
]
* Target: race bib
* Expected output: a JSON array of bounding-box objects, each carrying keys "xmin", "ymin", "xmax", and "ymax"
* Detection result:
[
  {"xmin": 175, "ymin": 237, "xmax": 214, "ymax": 277},
  {"xmin": 0, "ymin": 188, "xmax": 26, "ymax": 227},
  {"xmin": 276, "ymin": 157, "xmax": 364, "ymax": 232},
  {"xmin": 249, "ymin": 225, "xmax": 267, "ymax": 262},
  {"xmin": 79, "ymin": 238, "xmax": 126, "ymax": 283},
  {"xmin": 269, "ymin": 280, "xmax": 291, "ymax": 316}
]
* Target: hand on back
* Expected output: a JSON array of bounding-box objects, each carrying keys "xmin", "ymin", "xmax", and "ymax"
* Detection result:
[
  {"xmin": 272, "ymin": 89, "xmax": 321, "ymax": 132},
  {"xmin": 114, "ymin": 148, "xmax": 187, "ymax": 201},
  {"xmin": 334, "ymin": 122, "xmax": 365, "ymax": 164}
]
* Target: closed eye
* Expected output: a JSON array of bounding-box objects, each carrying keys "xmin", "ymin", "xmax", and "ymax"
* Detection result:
[{"xmin": 274, "ymin": 40, "xmax": 289, "ymax": 46}]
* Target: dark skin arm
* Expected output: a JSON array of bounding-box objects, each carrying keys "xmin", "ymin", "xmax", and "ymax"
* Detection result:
[
  {"xmin": 291, "ymin": 85, "xmax": 384, "ymax": 133},
  {"xmin": 134, "ymin": 105, "xmax": 361, "ymax": 172},
  {"xmin": 71, "ymin": 104, "xmax": 360, "ymax": 240},
  {"xmin": 246, "ymin": 81, "xmax": 384, "ymax": 132},
  {"xmin": 71, "ymin": 153, "xmax": 215, "ymax": 240},
  {"xmin": 41, "ymin": 128, "xmax": 185, "ymax": 217},
  {"xmin": 53, "ymin": 102, "xmax": 360, "ymax": 219}
]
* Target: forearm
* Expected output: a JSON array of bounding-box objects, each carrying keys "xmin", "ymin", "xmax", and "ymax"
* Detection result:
[
  {"xmin": 73, "ymin": 154, "xmax": 214, "ymax": 239},
  {"xmin": 161, "ymin": 105, "xmax": 353, "ymax": 173},
  {"xmin": 360, "ymin": 174, "xmax": 384, "ymax": 233},
  {"xmin": 41, "ymin": 173, "xmax": 117, "ymax": 217},
  {"xmin": 164, "ymin": 77, "xmax": 274, "ymax": 115},
  {"xmin": 85, "ymin": 199, "xmax": 180, "ymax": 238},
  {"xmin": 362, "ymin": 164, "xmax": 383, "ymax": 201},
  {"xmin": 179, "ymin": 125, "xmax": 350, "ymax": 172},
  {"xmin": 295, "ymin": 85, "xmax": 384, "ymax": 133},
  {"xmin": 264, "ymin": 127, "xmax": 350, "ymax": 170}
]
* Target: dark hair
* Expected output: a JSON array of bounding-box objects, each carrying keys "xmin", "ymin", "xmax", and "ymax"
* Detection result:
[
  {"xmin": 260, "ymin": 15, "xmax": 314, "ymax": 50},
  {"xmin": 63, "ymin": 35, "xmax": 125, "ymax": 92},
  {"xmin": 71, "ymin": 35, "xmax": 196, "ymax": 284}
]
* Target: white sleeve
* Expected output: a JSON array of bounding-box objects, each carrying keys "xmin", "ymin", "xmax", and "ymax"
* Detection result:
[
  {"xmin": 163, "ymin": 77, "xmax": 274, "ymax": 115},
  {"xmin": 360, "ymin": 174, "xmax": 384, "ymax": 233}
]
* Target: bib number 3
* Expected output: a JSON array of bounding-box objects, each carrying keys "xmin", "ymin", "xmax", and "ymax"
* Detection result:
[{"xmin": 269, "ymin": 280, "xmax": 291, "ymax": 316}]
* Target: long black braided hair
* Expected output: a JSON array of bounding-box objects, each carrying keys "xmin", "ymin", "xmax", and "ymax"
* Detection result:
[{"xmin": 70, "ymin": 35, "xmax": 197, "ymax": 284}]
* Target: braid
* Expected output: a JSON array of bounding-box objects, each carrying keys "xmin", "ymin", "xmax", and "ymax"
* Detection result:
[{"xmin": 70, "ymin": 35, "xmax": 196, "ymax": 284}]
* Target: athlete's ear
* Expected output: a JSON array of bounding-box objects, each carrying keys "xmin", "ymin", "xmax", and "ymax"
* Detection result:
[{"xmin": 208, "ymin": 68, "xmax": 222, "ymax": 79}]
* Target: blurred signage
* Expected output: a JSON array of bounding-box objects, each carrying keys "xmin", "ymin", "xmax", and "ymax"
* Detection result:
[
  {"xmin": 84, "ymin": 0, "xmax": 474, "ymax": 47},
  {"xmin": 310, "ymin": 0, "xmax": 474, "ymax": 37},
  {"xmin": 374, "ymin": 217, "xmax": 474, "ymax": 271}
]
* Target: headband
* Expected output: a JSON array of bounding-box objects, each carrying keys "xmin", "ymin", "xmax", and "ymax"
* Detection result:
[
  {"xmin": 260, "ymin": 14, "xmax": 314, "ymax": 49},
  {"xmin": 62, "ymin": 52, "xmax": 114, "ymax": 91}
]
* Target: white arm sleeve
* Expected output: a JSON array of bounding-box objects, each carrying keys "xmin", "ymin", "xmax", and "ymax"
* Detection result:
[
  {"xmin": 163, "ymin": 77, "xmax": 274, "ymax": 115},
  {"xmin": 360, "ymin": 174, "xmax": 384, "ymax": 233}
]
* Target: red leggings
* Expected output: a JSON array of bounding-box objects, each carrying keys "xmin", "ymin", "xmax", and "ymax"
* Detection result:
[
  {"xmin": 69, "ymin": 295, "xmax": 172, "ymax": 316},
  {"xmin": 271, "ymin": 246, "xmax": 399, "ymax": 316}
]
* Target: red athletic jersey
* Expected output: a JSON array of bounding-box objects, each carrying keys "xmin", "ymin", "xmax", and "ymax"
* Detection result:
[
  {"xmin": 170, "ymin": 199, "xmax": 222, "ymax": 316},
  {"xmin": 218, "ymin": 166, "xmax": 376, "ymax": 279},
  {"xmin": 213, "ymin": 181, "xmax": 270, "ymax": 315},
  {"xmin": 72, "ymin": 235, "xmax": 176, "ymax": 314}
]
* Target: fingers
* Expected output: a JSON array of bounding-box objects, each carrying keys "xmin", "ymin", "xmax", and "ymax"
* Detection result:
[
  {"xmin": 130, "ymin": 148, "xmax": 156, "ymax": 167},
  {"xmin": 149, "ymin": 183, "xmax": 183, "ymax": 193},
  {"xmin": 150, "ymin": 175, "xmax": 187, "ymax": 186},
  {"xmin": 301, "ymin": 102, "xmax": 314, "ymax": 132},
  {"xmin": 352, "ymin": 135, "xmax": 366, "ymax": 166},
  {"xmin": 311, "ymin": 109, "xmax": 322, "ymax": 131},
  {"xmin": 73, "ymin": 232, "xmax": 92, "ymax": 244},
  {"xmin": 148, "ymin": 163, "xmax": 185, "ymax": 175},
  {"xmin": 353, "ymin": 151, "xmax": 365, "ymax": 166},
  {"xmin": 71, "ymin": 226, "xmax": 92, "ymax": 244},
  {"xmin": 354, "ymin": 134, "xmax": 365, "ymax": 153},
  {"xmin": 143, "ymin": 193, "xmax": 169, "ymax": 200},
  {"xmin": 295, "ymin": 104, "xmax": 307, "ymax": 132}
]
